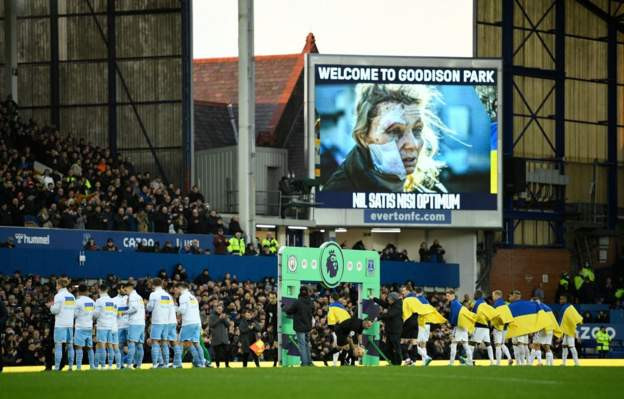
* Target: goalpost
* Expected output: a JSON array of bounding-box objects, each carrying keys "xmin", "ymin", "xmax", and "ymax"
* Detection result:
[{"xmin": 277, "ymin": 241, "xmax": 381, "ymax": 366}]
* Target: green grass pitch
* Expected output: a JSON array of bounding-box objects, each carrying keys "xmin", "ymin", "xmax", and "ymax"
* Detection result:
[{"xmin": 1, "ymin": 367, "xmax": 623, "ymax": 399}]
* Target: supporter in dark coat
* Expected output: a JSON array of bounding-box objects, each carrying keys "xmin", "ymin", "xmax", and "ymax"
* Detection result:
[
  {"xmin": 376, "ymin": 292, "xmax": 403, "ymax": 365},
  {"xmin": 239, "ymin": 310, "xmax": 261, "ymax": 367},
  {"xmin": 209, "ymin": 305, "xmax": 231, "ymax": 368}
]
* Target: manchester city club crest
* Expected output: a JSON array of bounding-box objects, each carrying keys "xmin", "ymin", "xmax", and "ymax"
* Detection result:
[
  {"xmin": 319, "ymin": 241, "xmax": 344, "ymax": 288},
  {"xmin": 287, "ymin": 255, "xmax": 297, "ymax": 272}
]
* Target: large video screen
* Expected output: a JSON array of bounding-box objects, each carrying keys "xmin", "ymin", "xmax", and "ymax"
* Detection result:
[{"xmin": 307, "ymin": 55, "xmax": 502, "ymax": 228}]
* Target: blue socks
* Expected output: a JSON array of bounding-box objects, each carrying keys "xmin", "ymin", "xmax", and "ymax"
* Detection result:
[
  {"xmin": 88, "ymin": 348, "xmax": 95, "ymax": 369},
  {"xmin": 67, "ymin": 346, "xmax": 75, "ymax": 369},
  {"xmin": 107, "ymin": 347, "xmax": 114, "ymax": 368},
  {"xmin": 161, "ymin": 344, "xmax": 170, "ymax": 367},
  {"xmin": 188, "ymin": 345, "xmax": 198, "ymax": 365},
  {"xmin": 136, "ymin": 344, "xmax": 144, "ymax": 368},
  {"xmin": 173, "ymin": 345, "xmax": 183, "ymax": 367},
  {"xmin": 54, "ymin": 343, "xmax": 63, "ymax": 370},
  {"xmin": 115, "ymin": 348, "xmax": 122, "ymax": 369},
  {"xmin": 127, "ymin": 342, "xmax": 136, "ymax": 367},
  {"xmin": 75, "ymin": 348, "xmax": 83, "ymax": 370},
  {"xmin": 195, "ymin": 343, "xmax": 206, "ymax": 366},
  {"xmin": 151, "ymin": 344, "xmax": 162, "ymax": 368},
  {"xmin": 96, "ymin": 347, "xmax": 106, "ymax": 368}
]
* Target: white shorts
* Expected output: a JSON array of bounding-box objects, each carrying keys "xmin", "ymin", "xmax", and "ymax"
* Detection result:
[
  {"xmin": 470, "ymin": 327, "xmax": 491, "ymax": 344},
  {"xmin": 416, "ymin": 324, "xmax": 430, "ymax": 343},
  {"xmin": 512, "ymin": 335, "xmax": 529, "ymax": 345},
  {"xmin": 532, "ymin": 330, "xmax": 553, "ymax": 346},
  {"xmin": 492, "ymin": 329, "xmax": 507, "ymax": 345},
  {"xmin": 561, "ymin": 334, "xmax": 575, "ymax": 347},
  {"xmin": 452, "ymin": 326, "xmax": 469, "ymax": 342}
]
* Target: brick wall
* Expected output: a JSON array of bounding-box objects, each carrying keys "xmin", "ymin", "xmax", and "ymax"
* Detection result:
[{"xmin": 490, "ymin": 248, "xmax": 571, "ymax": 303}]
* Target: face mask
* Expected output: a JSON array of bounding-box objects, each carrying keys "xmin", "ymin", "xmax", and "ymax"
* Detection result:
[{"xmin": 369, "ymin": 141, "xmax": 407, "ymax": 180}]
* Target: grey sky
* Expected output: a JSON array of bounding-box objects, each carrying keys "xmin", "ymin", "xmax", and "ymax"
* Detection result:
[{"xmin": 193, "ymin": 0, "xmax": 473, "ymax": 59}]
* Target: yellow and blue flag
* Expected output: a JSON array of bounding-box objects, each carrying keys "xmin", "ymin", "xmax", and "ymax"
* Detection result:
[
  {"xmin": 558, "ymin": 303, "xmax": 583, "ymax": 337},
  {"xmin": 84, "ymin": 302, "xmax": 94, "ymax": 312},
  {"xmin": 403, "ymin": 294, "xmax": 447, "ymax": 325},
  {"xmin": 104, "ymin": 301, "xmax": 116, "ymax": 312},
  {"xmin": 117, "ymin": 305, "xmax": 129, "ymax": 316},
  {"xmin": 160, "ymin": 295, "xmax": 172, "ymax": 305},
  {"xmin": 491, "ymin": 298, "xmax": 510, "ymax": 331},
  {"xmin": 472, "ymin": 298, "xmax": 496, "ymax": 325},
  {"xmin": 538, "ymin": 303, "xmax": 562, "ymax": 338},
  {"xmin": 327, "ymin": 301, "xmax": 351, "ymax": 326},
  {"xmin": 449, "ymin": 299, "xmax": 477, "ymax": 333},
  {"xmin": 64, "ymin": 296, "xmax": 75, "ymax": 305},
  {"xmin": 505, "ymin": 300, "xmax": 543, "ymax": 338}
]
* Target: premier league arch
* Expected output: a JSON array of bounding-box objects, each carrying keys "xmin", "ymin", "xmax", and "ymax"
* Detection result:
[{"xmin": 306, "ymin": 54, "xmax": 503, "ymax": 228}]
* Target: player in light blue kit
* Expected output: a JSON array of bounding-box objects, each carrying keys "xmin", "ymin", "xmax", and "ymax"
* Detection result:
[
  {"xmin": 166, "ymin": 283, "xmax": 180, "ymax": 368},
  {"xmin": 73, "ymin": 284, "xmax": 95, "ymax": 370},
  {"xmin": 175, "ymin": 282, "xmax": 206, "ymax": 367},
  {"xmin": 115, "ymin": 283, "xmax": 130, "ymax": 368},
  {"xmin": 48, "ymin": 277, "xmax": 76, "ymax": 371},
  {"xmin": 147, "ymin": 278, "xmax": 174, "ymax": 368},
  {"xmin": 94, "ymin": 283, "xmax": 117, "ymax": 369},
  {"xmin": 123, "ymin": 281, "xmax": 146, "ymax": 368}
]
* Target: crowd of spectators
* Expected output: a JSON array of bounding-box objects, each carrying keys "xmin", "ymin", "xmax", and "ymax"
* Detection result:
[{"xmin": 0, "ymin": 98, "xmax": 239, "ymax": 237}]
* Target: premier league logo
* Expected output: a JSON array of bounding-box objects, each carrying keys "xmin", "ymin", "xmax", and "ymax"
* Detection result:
[
  {"xmin": 326, "ymin": 251, "xmax": 338, "ymax": 277},
  {"xmin": 319, "ymin": 242, "xmax": 344, "ymax": 288}
]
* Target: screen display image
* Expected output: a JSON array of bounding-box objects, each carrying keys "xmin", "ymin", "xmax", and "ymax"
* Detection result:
[{"xmin": 307, "ymin": 56, "xmax": 502, "ymax": 227}]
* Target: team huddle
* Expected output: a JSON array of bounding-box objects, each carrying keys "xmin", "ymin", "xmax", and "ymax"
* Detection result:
[
  {"xmin": 49, "ymin": 277, "xmax": 206, "ymax": 371},
  {"xmin": 326, "ymin": 287, "xmax": 584, "ymax": 367}
]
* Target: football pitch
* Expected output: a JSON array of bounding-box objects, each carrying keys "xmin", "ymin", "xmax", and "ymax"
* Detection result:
[{"xmin": 1, "ymin": 365, "xmax": 623, "ymax": 399}]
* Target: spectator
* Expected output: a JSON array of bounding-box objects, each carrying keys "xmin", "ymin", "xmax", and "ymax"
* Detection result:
[
  {"xmin": 102, "ymin": 238, "xmax": 118, "ymax": 252},
  {"xmin": 352, "ymin": 240, "xmax": 366, "ymax": 250},
  {"xmin": 227, "ymin": 231, "xmax": 245, "ymax": 256},
  {"xmin": 261, "ymin": 233, "xmax": 279, "ymax": 255},
  {"xmin": 83, "ymin": 238, "xmax": 98, "ymax": 251},
  {"xmin": 0, "ymin": 237, "xmax": 15, "ymax": 249},
  {"xmin": 213, "ymin": 228, "xmax": 228, "ymax": 255},
  {"xmin": 228, "ymin": 216, "xmax": 243, "ymax": 235},
  {"xmin": 244, "ymin": 243, "xmax": 258, "ymax": 256},
  {"xmin": 187, "ymin": 209, "xmax": 207, "ymax": 234},
  {"xmin": 188, "ymin": 185, "xmax": 205, "ymax": 204},
  {"xmin": 532, "ymin": 284, "xmax": 545, "ymax": 302},
  {"xmin": 0, "ymin": 296, "xmax": 7, "ymax": 371},
  {"xmin": 153, "ymin": 206, "xmax": 170, "ymax": 233},
  {"xmin": 193, "ymin": 269, "xmax": 211, "ymax": 286},
  {"xmin": 397, "ymin": 249, "xmax": 409, "ymax": 262},
  {"xmin": 172, "ymin": 264, "xmax": 188, "ymax": 282},
  {"xmin": 429, "ymin": 239, "xmax": 445, "ymax": 263},
  {"xmin": 419, "ymin": 242, "xmax": 429, "ymax": 262},
  {"xmin": 260, "ymin": 246, "xmax": 273, "ymax": 256},
  {"xmin": 160, "ymin": 241, "xmax": 179, "ymax": 254}
]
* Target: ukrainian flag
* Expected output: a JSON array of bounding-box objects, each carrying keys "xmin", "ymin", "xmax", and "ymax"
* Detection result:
[
  {"xmin": 327, "ymin": 302, "xmax": 351, "ymax": 326},
  {"xmin": 505, "ymin": 300, "xmax": 543, "ymax": 338},
  {"xmin": 472, "ymin": 298, "xmax": 496, "ymax": 325},
  {"xmin": 104, "ymin": 301, "xmax": 116, "ymax": 312},
  {"xmin": 84, "ymin": 303, "xmax": 94, "ymax": 312},
  {"xmin": 64, "ymin": 296, "xmax": 75, "ymax": 305},
  {"xmin": 558, "ymin": 303, "xmax": 583, "ymax": 337},
  {"xmin": 403, "ymin": 294, "xmax": 447, "ymax": 325},
  {"xmin": 538, "ymin": 303, "xmax": 562, "ymax": 338},
  {"xmin": 160, "ymin": 295, "xmax": 172, "ymax": 305},
  {"xmin": 490, "ymin": 121, "xmax": 498, "ymax": 194},
  {"xmin": 491, "ymin": 298, "xmax": 510, "ymax": 331},
  {"xmin": 117, "ymin": 306, "xmax": 129, "ymax": 316},
  {"xmin": 449, "ymin": 299, "xmax": 477, "ymax": 334}
]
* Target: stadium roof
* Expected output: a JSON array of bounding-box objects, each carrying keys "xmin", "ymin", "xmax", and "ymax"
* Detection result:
[{"xmin": 193, "ymin": 33, "xmax": 318, "ymax": 148}]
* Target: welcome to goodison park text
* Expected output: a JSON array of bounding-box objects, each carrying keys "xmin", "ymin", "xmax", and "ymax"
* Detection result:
[
  {"xmin": 316, "ymin": 65, "xmax": 496, "ymax": 85},
  {"xmin": 352, "ymin": 193, "xmax": 460, "ymax": 210}
]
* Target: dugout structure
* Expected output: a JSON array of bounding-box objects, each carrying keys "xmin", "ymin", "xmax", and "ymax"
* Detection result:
[{"xmin": 277, "ymin": 241, "xmax": 381, "ymax": 366}]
